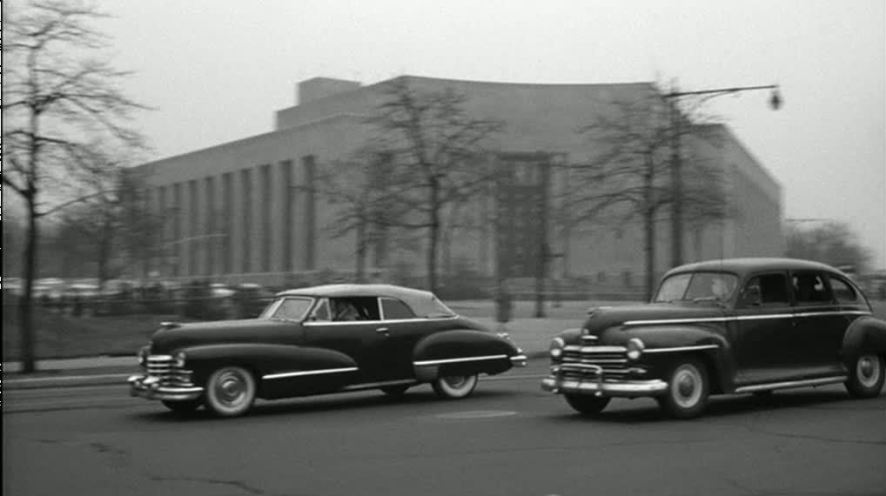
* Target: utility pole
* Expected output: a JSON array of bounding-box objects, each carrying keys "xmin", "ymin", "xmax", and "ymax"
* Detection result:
[{"xmin": 664, "ymin": 83, "xmax": 781, "ymax": 268}]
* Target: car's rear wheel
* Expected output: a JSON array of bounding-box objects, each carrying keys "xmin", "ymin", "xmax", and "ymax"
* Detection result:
[
  {"xmin": 564, "ymin": 394, "xmax": 610, "ymax": 416},
  {"xmin": 432, "ymin": 374, "xmax": 478, "ymax": 399},
  {"xmin": 162, "ymin": 399, "xmax": 201, "ymax": 414},
  {"xmin": 658, "ymin": 359, "xmax": 709, "ymax": 419},
  {"xmin": 204, "ymin": 366, "xmax": 257, "ymax": 417},
  {"xmin": 845, "ymin": 353, "xmax": 885, "ymax": 398},
  {"xmin": 380, "ymin": 385, "xmax": 410, "ymax": 397}
]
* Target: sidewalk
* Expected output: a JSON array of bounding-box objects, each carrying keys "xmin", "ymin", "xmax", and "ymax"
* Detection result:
[{"xmin": 3, "ymin": 316, "xmax": 578, "ymax": 390}]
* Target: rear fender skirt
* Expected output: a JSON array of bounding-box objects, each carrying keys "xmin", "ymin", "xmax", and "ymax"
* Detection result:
[{"xmin": 413, "ymin": 330, "xmax": 518, "ymax": 380}]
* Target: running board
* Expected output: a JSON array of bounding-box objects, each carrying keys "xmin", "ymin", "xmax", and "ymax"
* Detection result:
[
  {"xmin": 341, "ymin": 379, "xmax": 418, "ymax": 392},
  {"xmin": 734, "ymin": 376, "xmax": 847, "ymax": 394}
]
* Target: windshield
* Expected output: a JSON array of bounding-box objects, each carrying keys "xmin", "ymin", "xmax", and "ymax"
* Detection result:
[
  {"xmin": 654, "ymin": 272, "xmax": 738, "ymax": 303},
  {"xmin": 259, "ymin": 297, "xmax": 314, "ymax": 321}
]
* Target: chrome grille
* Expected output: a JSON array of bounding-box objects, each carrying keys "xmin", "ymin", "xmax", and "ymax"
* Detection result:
[
  {"xmin": 145, "ymin": 355, "xmax": 194, "ymax": 386},
  {"xmin": 561, "ymin": 345, "xmax": 629, "ymax": 378}
]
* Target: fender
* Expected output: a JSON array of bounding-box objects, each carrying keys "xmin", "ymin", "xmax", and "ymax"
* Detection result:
[
  {"xmin": 180, "ymin": 343, "xmax": 358, "ymax": 398},
  {"xmin": 841, "ymin": 315, "xmax": 886, "ymax": 360},
  {"xmin": 620, "ymin": 324, "xmax": 734, "ymax": 394},
  {"xmin": 412, "ymin": 329, "xmax": 519, "ymax": 381}
]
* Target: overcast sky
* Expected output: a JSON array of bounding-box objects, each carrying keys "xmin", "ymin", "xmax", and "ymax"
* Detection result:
[{"xmin": 95, "ymin": 0, "xmax": 885, "ymax": 268}]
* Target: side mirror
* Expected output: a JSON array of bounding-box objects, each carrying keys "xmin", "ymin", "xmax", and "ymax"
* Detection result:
[{"xmin": 741, "ymin": 286, "xmax": 762, "ymax": 306}]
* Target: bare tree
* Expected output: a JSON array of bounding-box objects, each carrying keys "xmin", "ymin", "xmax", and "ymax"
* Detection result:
[
  {"xmin": 2, "ymin": 0, "xmax": 147, "ymax": 372},
  {"xmin": 786, "ymin": 221, "xmax": 872, "ymax": 273},
  {"xmin": 566, "ymin": 90, "xmax": 727, "ymax": 300},
  {"xmin": 366, "ymin": 78, "xmax": 503, "ymax": 291},
  {"xmin": 318, "ymin": 149, "xmax": 403, "ymax": 282}
]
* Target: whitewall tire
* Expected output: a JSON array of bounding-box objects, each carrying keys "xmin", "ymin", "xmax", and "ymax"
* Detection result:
[
  {"xmin": 204, "ymin": 366, "xmax": 257, "ymax": 417},
  {"xmin": 658, "ymin": 360, "xmax": 709, "ymax": 419},
  {"xmin": 432, "ymin": 374, "xmax": 478, "ymax": 399}
]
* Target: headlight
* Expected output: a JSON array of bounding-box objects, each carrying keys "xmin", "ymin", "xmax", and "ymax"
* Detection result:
[
  {"xmin": 173, "ymin": 351, "xmax": 187, "ymax": 368},
  {"xmin": 626, "ymin": 338, "xmax": 645, "ymax": 360},
  {"xmin": 549, "ymin": 337, "xmax": 565, "ymax": 359}
]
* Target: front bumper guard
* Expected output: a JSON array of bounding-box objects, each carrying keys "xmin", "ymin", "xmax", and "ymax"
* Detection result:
[
  {"xmin": 128, "ymin": 374, "xmax": 204, "ymax": 401},
  {"xmin": 541, "ymin": 374, "xmax": 668, "ymax": 398}
]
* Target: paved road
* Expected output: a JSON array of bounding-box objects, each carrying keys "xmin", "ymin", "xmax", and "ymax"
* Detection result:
[{"xmin": 4, "ymin": 361, "xmax": 886, "ymax": 496}]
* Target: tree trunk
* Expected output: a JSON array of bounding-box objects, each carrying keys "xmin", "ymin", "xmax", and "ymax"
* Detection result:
[
  {"xmin": 427, "ymin": 179, "xmax": 440, "ymax": 292},
  {"xmin": 643, "ymin": 156, "xmax": 657, "ymax": 302},
  {"xmin": 355, "ymin": 217, "xmax": 367, "ymax": 282},
  {"xmin": 19, "ymin": 194, "xmax": 39, "ymax": 373}
]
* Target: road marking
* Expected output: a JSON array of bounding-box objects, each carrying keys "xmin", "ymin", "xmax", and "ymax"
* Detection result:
[{"xmin": 436, "ymin": 410, "xmax": 518, "ymax": 420}]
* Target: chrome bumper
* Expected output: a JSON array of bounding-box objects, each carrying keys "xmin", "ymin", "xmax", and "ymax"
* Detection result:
[
  {"xmin": 541, "ymin": 375, "xmax": 668, "ymax": 397},
  {"xmin": 510, "ymin": 354, "xmax": 528, "ymax": 367},
  {"xmin": 128, "ymin": 374, "xmax": 204, "ymax": 401}
]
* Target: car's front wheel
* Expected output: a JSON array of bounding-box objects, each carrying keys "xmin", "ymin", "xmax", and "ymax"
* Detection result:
[
  {"xmin": 204, "ymin": 366, "xmax": 257, "ymax": 417},
  {"xmin": 658, "ymin": 359, "xmax": 709, "ymax": 419},
  {"xmin": 162, "ymin": 399, "xmax": 202, "ymax": 414},
  {"xmin": 846, "ymin": 353, "xmax": 885, "ymax": 398},
  {"xmin": 565, "ymin": 394, "xmax": 610, "ymax": 416},
  {"xmin": 432, "ymin": 374, "xmax": 478, "ymax": 399}
]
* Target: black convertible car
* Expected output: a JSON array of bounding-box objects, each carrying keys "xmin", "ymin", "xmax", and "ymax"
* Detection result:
[{"xmin": 130, "ymin": 284, "xmax": 526, "ymax": 417}]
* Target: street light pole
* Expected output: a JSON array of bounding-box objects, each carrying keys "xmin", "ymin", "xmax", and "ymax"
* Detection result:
[{"xmin": 664, "ymin": 83, "xmax": 781, "ymax": 268}]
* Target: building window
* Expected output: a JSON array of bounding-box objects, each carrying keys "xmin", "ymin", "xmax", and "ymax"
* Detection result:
[
  {"xmin": 280, "ymin": 160, "xmax": 294, "ymax": 272},
  {"xmin": 260, "ymin": 164, "xmax": 272, "ymax": 273},
  {"xmin": 302, "ymin": 155, "xmax": 316, "ymax": 270},
  {"xmin": 172, "ymin": 183, "xmax": 182, "ymax": 277},
  {"xmin": 188, "ymin": 180, "xmax": 198, "ymax": 276},
  {"xmin": 205, "ymin": 176, "xmax": 215, "ymax": 275},
  {"xmin": 241, "ymin": 168, "xmax": 252, "ymax": 273},
  {"xmin": 222, "ymin": 173, "xmax": 233, "ymax": 274}
]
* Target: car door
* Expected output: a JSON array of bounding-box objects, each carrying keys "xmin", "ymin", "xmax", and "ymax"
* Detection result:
[
  {"xmin": 301, "ymin": 297, "xmax": 392, "ymax": 384},
  {"xmin": 732, "ymin": 271, "xmax": 796, "ymax": 385},
  {"xmin": 790, "ymin": 271, "xmax": 851, "ymax": 375},
  {"xmin": 375, "ymin": 296, "xmax": 437, "ymax": 380}
]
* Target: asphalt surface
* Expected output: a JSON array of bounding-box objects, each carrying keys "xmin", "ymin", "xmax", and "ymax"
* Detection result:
[{"xmin": 4, "ymin": 360, "xmax": 886, "ymax": 496}]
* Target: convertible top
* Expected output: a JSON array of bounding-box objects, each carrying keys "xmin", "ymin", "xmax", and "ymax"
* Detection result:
[{"xmin": 275, "ymin": 284, "xmax": 455, "ymax": 318}]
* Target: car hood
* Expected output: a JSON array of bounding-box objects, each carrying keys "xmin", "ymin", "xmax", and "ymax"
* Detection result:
[
  {"xmin": 150, "ymin": 319, "xmax": 293, "ymax": 354},
  {"xmin": 576, "ymin": 303, "xmax": 725, "ymax": 344}
]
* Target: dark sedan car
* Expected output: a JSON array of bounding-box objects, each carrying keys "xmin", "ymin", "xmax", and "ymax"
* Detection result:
[
  {"xmin": 542, "ymin": 258, "xmax": 886, "ymax": 418},
  {"xmin": 130, "ymin": 284, "xmax": 527, "ymax": 417}
]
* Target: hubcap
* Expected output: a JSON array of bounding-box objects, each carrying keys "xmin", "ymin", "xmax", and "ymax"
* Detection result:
[
  {"xmin": 444, "ymin": 376, "xmax": 467, "ymax": 389},
  {"xmin": 672, "ymin": 365, "xmax": 702, "ymax": 408},
  {"xmin": 857, "ymin": 355, "xmax": 881, "ymax": 388},
  {"xmin": 214, "ymin": 370, "xmax": 247, "ymax": 406}
]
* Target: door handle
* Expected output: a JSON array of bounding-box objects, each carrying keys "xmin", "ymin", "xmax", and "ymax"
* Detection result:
[{"xmin": 376, "ymin": 327, "xmax": 390, "ymax": 335}]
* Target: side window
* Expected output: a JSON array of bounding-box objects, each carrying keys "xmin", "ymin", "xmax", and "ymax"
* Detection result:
[
  {"xmin": 380, "ymin": 298, "xmax": 416, "ymax": 320},
  {"xmin": 740, "ymin": 273, "xmax": 789, "ymax": 307},
  {"xmin": 309, "ymin": 298, "xmax": 331, "ymax": 321},
  {"xmin": 792, "ymin": 272, "xmax": 833, "ymax": 304},
  {"xmin": 828, "ymin": 276, "xmax": 859, "ymax": 303},
  {"xmin": 329, "ymin": 297, "xmax": 380, "ymax": 321}
]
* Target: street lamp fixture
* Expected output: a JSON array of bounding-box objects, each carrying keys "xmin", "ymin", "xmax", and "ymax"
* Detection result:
[{"xmin": 664, "ymin": 83, "xmax": 782, "ymax": 268}]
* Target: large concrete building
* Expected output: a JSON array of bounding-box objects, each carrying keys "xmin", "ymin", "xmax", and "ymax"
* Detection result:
[{"xmin": 135, "ymin": 75, "xmax": 784, "ymax": 295}]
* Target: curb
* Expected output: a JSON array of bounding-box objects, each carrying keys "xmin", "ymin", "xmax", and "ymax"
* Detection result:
[
  {"xmin": 4, "ymin": 352, "xmax": 550, "ymax": 390},
  {"xmin": 4, "ymin": 373, "xmax": 132, "ymax": 390}
]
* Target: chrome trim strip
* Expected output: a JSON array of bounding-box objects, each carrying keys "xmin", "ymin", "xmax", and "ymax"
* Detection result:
[
  {"xmin": 303, "ymin": 315, "xmax": 460, "ymax": 326},
  {"xmin": 734, "ymin": 376, "xmax": 848, "ymax": 394},
  {"xmin": 262, "ymin": 367, "xmax": 358, "ymax": 380},
  {"xmin": 510, "ymin": 355, "xmax": 528, "ymax": 367},
  {"xmin": 625, "ymin": 310, "xmax": 871, "ymax": 327},
  {"xmin": 644, "ymin": 344, "xmax": 720, "ymax": 354},
  {"xmin": 564, "ymin": 345, "xmax": 626, "ymax": 353},
  {"xmin": 541, "ymin": 376, "xmax": 668, "ymax": 397},
  {"xmin": 414, "ymin": 354, "xmax": 508, "ymax": 367}
]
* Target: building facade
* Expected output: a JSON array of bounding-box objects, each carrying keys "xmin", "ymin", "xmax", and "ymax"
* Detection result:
[{"xmin": 134, "ymin": 76, "xmax": 784, "ymax": 294}]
